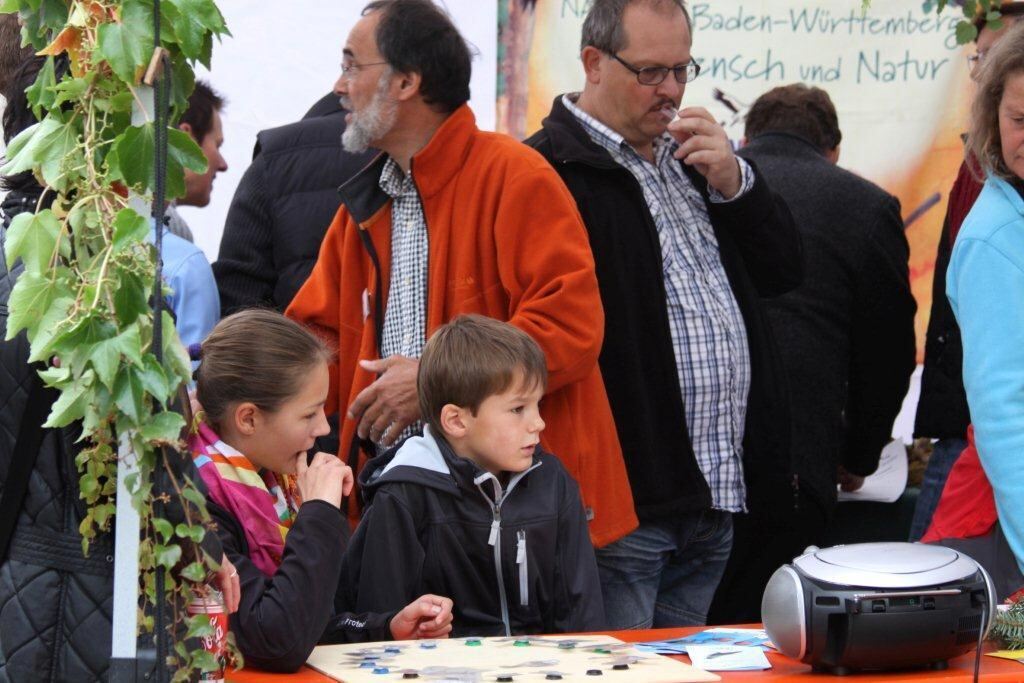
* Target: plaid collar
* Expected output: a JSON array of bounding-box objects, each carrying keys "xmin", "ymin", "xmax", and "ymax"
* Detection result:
[
  {"xmin": 378, "ymin": 157, "xmax": 416, "ymax": 199},
  {"xmin": 561, "ymin": 93, "xmax": 678, "ymax": 166}
]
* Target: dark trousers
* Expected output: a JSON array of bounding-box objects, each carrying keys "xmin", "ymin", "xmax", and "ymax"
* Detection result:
[{"xmin": 708, "ymin": 488, "xmax": 827, "ymax": 624}]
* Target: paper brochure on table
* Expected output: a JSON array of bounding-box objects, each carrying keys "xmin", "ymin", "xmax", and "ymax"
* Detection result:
[
  {"xmin": 685, "ymin": 645, "xmax": 771, "ymax": 671},
  {"xmin": 306, "ymin": 634, "xmax": 720, "ymax": 682},
  {"xmin": 837, "ymin": 439, "xmax": 908, "ymax": 504},
  {"xmin": 636, "ymin": 627, "xmax": 775, "ymax": 655}
]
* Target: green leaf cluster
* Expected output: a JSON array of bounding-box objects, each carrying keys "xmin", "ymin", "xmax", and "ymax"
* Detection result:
[{"xmin": 0, "ymin": 0, "xmax": 237, "ymax": 676}]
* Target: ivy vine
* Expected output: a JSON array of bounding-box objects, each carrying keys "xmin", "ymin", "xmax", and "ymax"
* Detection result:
[{"xmin": 1, "ymin": 0, "xmax": 234, "ymax": 678}]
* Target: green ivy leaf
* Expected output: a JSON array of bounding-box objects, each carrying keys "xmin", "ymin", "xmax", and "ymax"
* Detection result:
[
  {"xmin": 187, "ymin": 613, "xmax": 216, "ymax": 639},
  {"xmin": 94, "ymin": 90, "xmax": 134, "ymax": 114},
  {"xmin": 59, "ymin": 314, "xmax": 117, "ymax": 354},
  {"xmin": 4, "ymin": 209, "xmax": 61, "ymax": 274},
  {"xmin": 80, "ymin": 471, "xmax": 100, "ymax": 499},
  {"xmin": 110, "ymin": 124, "xmax": 205, "ymax": 199},
  {"xmin": 153, "ymin": 517, "xmax": 174, "ymax": 542},
  {"xmin": 89, "ymin": 336, "xmax": 121, "ymax": 390},
  {"xmin": 107, "ymin": 124, "xmax": 154, "ymax": 190},
  {"xmin": 88, "ymin": 324, "xmax": 143, "ymax": 390},
  {"xmin": 167, "ymin": 125, "xmax": 208, "ymax": 180},
  {"xmin": 154, "ymin": 543, "xmax": 182, "ymax": 569},
  {"xmin": 2, "ymin": 113, "xmax": 83, "ymax": 193},
  {"xmin": 139, "ymin": 354, "xmax": 172, "ymax": 404},
  {"xmin": 161, "ymin": 310, "xmax": 192, "ymax": 385},
  {"xmin": 5, "ymin": 272, "xmax": 57, "ymax": 340},
  {"xmin": 44, "ymin": 369, "xmax": 94, "ymax": 428},
  {"xmin": 181, "ymin": 485, "xmax": 206, "ymax": 509},
  {"xmin": 2, "ymin": 115, "xmax": 69, "ymax": 175},
  {"xmin": 190, "ymin": 649, "xmax": 219, "ymax": 673},
  {"xmin": 52, "ymin": 73, "xmax": 94, "ymax": 109},
  {"xmin": 37, "ymin": 364, "xmax": 71, "ymax": 385},
  {"xmin": 18, "ymin": 0, "xmax": 69, "ymax": 49},
  {"xmin": 113, "ymin": 365, "xmax": 146, "ymax": 424},
  {"xmin": 25, "ymin": 56, "xmax": 56, "ymax": 120},
  {"xmin": 93, "ymin": 502, "xmax": 115, "ymax": 529},
  {"xmin": 955, "ymin": 20, "xmax": 978, "ymax": 44},
  {"xmin": 175, "ymin": 522, "xmax": 206, "ymax": 544},
  {"xmin": 80, "ymin": 384, "xmax": 113, "ymax": 436},
  {"xmin": 140, "ymin": 411, "xmax": 185, "ymax": 443},
  {"xmin": 27, "ymin": 295, "xmax": 74, "ymax": 363},
  {"xmin": 164, "ymin": 0, "xmax": 227, "ymax": 59},
  {"xmin": 180, "ymin": 560, "xmax": 207, "ymax": 583},
  {"xmin": 112, "ymin": 208, "xmax": 151, "ymax": 253},
  {"xmin": 113, "ymin": 271, "xmax": 150, "ymax": 326},
  {"xmin": 95, "ymin": 0, "xmax": 155, "ymax": 83}
]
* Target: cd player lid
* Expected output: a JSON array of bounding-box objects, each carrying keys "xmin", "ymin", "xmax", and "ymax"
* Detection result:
[{"xmin": 792, "ymin": 542, "xmax": 982, "ymax": 588}]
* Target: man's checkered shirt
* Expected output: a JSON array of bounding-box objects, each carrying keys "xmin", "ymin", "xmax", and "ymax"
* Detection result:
[
  {"xmin": 377, "ymin": 158, "xmax": 427, "ymax": 444},
  {"xmin": 564, "ymin": 94, "xmax": 751, "ymax": 513}
]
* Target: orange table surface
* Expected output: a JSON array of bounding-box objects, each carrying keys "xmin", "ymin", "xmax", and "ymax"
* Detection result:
[{"xmin": 227, "ymin": 625, "xmax": 1024, "ymax": 682}]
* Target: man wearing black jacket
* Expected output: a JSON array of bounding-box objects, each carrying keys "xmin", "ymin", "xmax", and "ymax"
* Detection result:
[
  {"xmin": 707, "ymin": 84, "xmax": 916, "ymax": 623},
  {"xmin": 524, "ymin": 0, "xmax": 800, "ymax": 628},
  {"xmin": 213, "ymin": 94, "xmax": 374, "ymax": 315}
]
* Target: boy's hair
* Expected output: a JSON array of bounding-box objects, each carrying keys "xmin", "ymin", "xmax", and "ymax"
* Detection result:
[
  {"xmin": 195, "ymin": 309, "xmax": 332, "ymax": 429},
  {"xmin": 418, "ymin": 315, "xmax": 548, "ymax": 436}
]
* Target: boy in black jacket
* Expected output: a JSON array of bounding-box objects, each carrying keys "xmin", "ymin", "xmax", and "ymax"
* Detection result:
[{"xmin": 340, "ymin": 315, "xmax": 606, "ymax": 636}]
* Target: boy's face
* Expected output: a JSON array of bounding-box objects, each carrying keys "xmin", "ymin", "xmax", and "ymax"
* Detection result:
[{"xmin": 452, "ymin": 374, "xmax": 546, "ymax": 477}]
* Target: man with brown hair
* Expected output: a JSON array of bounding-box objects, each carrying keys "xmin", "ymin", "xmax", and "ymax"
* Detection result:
[{"xmin": 708, "ymin": 83, "xmax": 916, "ymax": 623}]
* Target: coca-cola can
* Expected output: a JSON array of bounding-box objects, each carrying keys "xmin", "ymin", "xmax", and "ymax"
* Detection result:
[{"xmin": 187, "ymin": 590, "xmax": 227, "ymax": 682}]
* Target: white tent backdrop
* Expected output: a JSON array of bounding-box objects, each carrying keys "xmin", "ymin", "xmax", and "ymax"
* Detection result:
[
  {"xmin": 172, "ymin": 0, "xmax": 919, "ymax": 443},
  {"xmin": 176, "ymin": 0, "xmax": 497, "ymax": 261}
]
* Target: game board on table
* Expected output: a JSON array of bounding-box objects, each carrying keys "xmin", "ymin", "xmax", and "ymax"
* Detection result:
[{"xmin": 306, "ymin": 634, "xmax": 720, "ymax": 682}]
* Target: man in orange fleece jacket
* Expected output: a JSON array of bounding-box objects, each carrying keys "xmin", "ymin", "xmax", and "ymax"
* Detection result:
[{"xmin": 285, "ymin": 0, "xmax": 637, "ymax": 548}]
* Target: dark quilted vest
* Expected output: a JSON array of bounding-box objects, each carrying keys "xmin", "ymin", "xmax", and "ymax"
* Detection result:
[{"xmin": 0, "ymin": 190, "xmax": 115, "ymax": 682}]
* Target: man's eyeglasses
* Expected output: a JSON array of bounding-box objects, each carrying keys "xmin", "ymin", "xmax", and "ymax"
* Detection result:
[
  {"xmin": 340, "ymin": 59, "xmax": 389, "ymax": 77},
  {"xmin": 609, "ymin": 52, "xmax": 701, "ymax": 85}
]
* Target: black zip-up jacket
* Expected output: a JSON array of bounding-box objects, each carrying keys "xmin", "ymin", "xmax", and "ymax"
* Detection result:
[
  {"xmin": 209, "ymin": 498, "xmax": 394, "ymax": 673},
  {"xmin": 213, "ymin": 93, "xmax": 374, "ymax": 316},
  {"xmin": 339, "ymin": 428, "xmax": 605, "ymax": 636},
  {"xmin": 524, "ymin": 96, "xmax": 802, "ymax": 519}
]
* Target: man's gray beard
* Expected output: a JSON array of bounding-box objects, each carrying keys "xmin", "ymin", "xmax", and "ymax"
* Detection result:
[{"xmin": 342, "ymin": 77, "xmax": 397, "ymax": 153}]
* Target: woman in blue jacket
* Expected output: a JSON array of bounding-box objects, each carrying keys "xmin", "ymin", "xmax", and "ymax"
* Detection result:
[{"xmin": 947, "ymin": 20, "xmax": 1024, "ymax": 598}]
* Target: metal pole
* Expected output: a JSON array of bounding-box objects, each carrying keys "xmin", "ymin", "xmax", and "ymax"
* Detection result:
[{"xmin": 108, "ymin": 88, "xmax": 157, "ymax": 683}]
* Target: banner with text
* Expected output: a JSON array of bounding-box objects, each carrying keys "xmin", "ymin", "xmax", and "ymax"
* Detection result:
[{"xmin": 497, "ymin": 0, "xmax": 973, "ymax": 357}]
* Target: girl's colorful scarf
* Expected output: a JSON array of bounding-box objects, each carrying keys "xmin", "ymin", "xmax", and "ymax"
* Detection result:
[{"xmin": 189, "ymin": 422, "xmax": 301, "ymax": 577}]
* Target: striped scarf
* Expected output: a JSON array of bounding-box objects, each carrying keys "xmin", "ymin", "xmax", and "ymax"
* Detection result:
[{"xmin": 189, "ymin": 422, "xmax": 301, "ymax": 576}]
